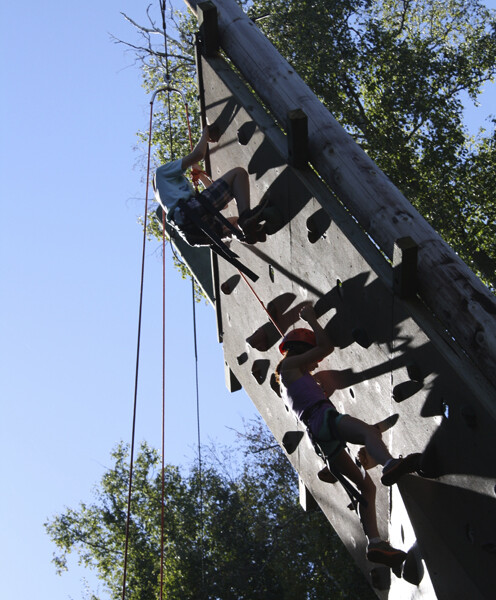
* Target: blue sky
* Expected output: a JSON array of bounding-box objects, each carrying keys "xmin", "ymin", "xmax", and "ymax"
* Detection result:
[
  {"xmin": 1, "ymin": 1, "xmax": 494, "ymax": 599},
  {"xmin": 0, "ymin": 2, "xmax": 257, "ymax": 599}
]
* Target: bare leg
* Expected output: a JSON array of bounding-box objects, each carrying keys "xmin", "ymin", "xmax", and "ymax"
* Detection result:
[
  {"xmin": 336, "ymin": 415, "xmax": 392, "ymax": 466},
  {"xmin": 218, "ymin": 167, "xmax": 250, "ymax": 214},
  {"xmin": 331, "ymin": 449, "xmax": 407, "ymax": 569},
  {"xmin": 332, "ymin": 449, "xmax": 379, "ymax": 539},
  {"xmin": 357, "ymin": 447, "xmax": 378, "ymax": 470}
]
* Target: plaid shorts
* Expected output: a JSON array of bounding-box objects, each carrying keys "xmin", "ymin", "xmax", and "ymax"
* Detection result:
[{"xmin": 174, "ymin": 178, "xmax": 233, "ymax": 229}]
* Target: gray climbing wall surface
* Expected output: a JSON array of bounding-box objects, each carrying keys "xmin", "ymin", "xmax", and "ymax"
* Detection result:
[{"xmin": 186, "ymin": 49, "xmax": 496, "ymax": 599}]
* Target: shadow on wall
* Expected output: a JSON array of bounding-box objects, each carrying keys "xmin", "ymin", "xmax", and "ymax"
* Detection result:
[
  {"xmin": 238, "ymin": 269, "xmax": 496, "ymax": 483},
  {"xmin": 400, "ymin": 476, "xmax": 496, "ymax": 600},
  {"xmin": 209, "ymin": 96, "xmax": 314, "ymax": 236},
  {"xmin": 231, "ymin": 229, "xmax": 496, "ymax": 598}
]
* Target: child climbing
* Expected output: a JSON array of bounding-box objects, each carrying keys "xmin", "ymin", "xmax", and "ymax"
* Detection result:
[
  {"xmin": 276, "ymin": 304, "xmax": 421, "ymax": 571},
  {"xmin": 153, "ymin": 125, "xmax": 267, "ymax": 245}
]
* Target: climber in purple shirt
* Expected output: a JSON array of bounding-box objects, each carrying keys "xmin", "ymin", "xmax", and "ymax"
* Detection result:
[{"xmin": 276, "ymin": 304, "xmax": 421, "ymax": 570}]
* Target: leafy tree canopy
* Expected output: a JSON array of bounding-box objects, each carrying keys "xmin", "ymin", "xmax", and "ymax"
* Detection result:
[
  {"xmin": 246, "ymin": 0, "xmax": 496, "ymax": 286},
  {"xmin": 45, "ymin": 420, "xmax": 375, "ymax": 599},
  {"xmin": 120, "ymin": 0, "xmax": 496, "ymax": 287}
]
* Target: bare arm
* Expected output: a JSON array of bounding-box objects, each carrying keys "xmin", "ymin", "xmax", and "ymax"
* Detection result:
[
  {"xmin": 181, "ymin": 126, "xmax": 216, "ymax": 171},
  {"xmin": 280, "ymin": 306, "xmax": 334, "ymax": 375},
  {"xmin": 191, "ymin": 163, "xmax": 212, "ymax": 187},
  {"xmin": 301, "ymin": 305, "xmax": 334, "ymax": 353}
]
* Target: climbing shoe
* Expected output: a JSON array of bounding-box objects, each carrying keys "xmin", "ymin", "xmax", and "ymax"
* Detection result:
[
  {"xmin": 240, "ymin": 224, "xmax": 267, "ymax": 245},
  {"xmin": 381, "ymin": 453, "xmax": 422, "ymax": 486},
  {"xmin": 367, "ymin": 541, "xmax": 407, "ymax": 570},
  {"xmin": 238, "ymin": 196, "xmax": 269, "ymax": 236}
]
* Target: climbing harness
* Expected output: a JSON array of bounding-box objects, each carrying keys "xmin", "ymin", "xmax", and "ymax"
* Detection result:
[
  {"xmin": 310, "ymin": 433, "xmax": 368, "ymax": 511},
  {"xmin": 287, "ymin": 401, "xmax": 368, "ymax": 511},
  {"xmin": 279, "ymin": 371, "xmax": 366, "ymax": 511}
]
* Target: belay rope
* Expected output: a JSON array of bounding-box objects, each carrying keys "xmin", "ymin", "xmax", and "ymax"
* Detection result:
[
  {"xmin": 121, "ymin": 86, "xmax": 283, "ymax": 599},
  {"xmin": 120, "ymin": 65, "xmax": 212, "ymax": 600},
  {"xmin": 120, "ymin": 75, "xmax": 156, "ymax": 600},
  {"xmin": 120, "ymin": 1, "xmax": 208, "ymax": 598},
  {"xmin": 121, "ymin": 2, "xmax": 290, "ymax": 596}
]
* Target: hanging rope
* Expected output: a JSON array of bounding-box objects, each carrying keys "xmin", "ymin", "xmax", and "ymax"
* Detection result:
[
  {"xmin": 160, "ymin": 198, "xmax": 167, "ymax": 600},
  {"xmin": 121, "ymin": 82, "xmax": 157, "ymax": 600},
  {"xmin": 158, "ymin": 4, "xmax": 207, "ymax": 595},
  {"xmin": 121, "ymin": 3, "xmax": 180, "ymax": 591},
  {"xmin": 180, "ymin": 72, "xmax": 207, "ymax": 592},
  {"xmin": 238, "ymin": 271, "xmax": 284, "ymax": 337},
  {"xmin": 160, "ymin": 0, "xmax": 174, "ymax": 157},
  {"xmin": 191, "ymin": 278, "xmax": 206, "ymax": 592},
  {"xmin": 159, "ymin": 4, "xmax": 170, "ymax": 599}
]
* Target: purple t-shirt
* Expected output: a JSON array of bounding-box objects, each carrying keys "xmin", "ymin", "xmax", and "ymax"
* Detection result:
[{"xmin": 282, "ymin": 373, "xmax": 333, "ymax": 436}]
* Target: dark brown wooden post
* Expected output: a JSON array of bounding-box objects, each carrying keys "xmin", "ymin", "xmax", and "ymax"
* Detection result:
[
  {"xmin": 197, "ymin": 1, "xmax": 219, "ymax": 57},
  {"xmin": 224, "ymin": 361, "xmax": 242, "ymax": 392},
  {"xmin": 287, "ymin": 109, "xmax": 308, "ymax": 168},
  {"xmin": 393, "ymin": 236, "xmax": 418, "ymax": 299}
]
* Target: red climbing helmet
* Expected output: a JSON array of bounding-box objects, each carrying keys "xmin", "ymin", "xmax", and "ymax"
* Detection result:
[{"xmin": 279, "ymin": 328, "xmax": 316, "ymax": 354}]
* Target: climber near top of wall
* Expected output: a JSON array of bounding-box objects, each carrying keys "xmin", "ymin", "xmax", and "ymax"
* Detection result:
[{"xmin": 153, "ymin": 125, "xmax": 268, "ymax": 246}]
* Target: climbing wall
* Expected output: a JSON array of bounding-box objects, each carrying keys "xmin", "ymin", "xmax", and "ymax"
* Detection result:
[{"xmin": 187, "ymin": 48, "xmax": 496, "ymax": 600}]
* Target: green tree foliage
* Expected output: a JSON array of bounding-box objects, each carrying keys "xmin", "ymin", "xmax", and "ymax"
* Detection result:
[
  {"xmin": 245, "ymin": 0, "xmax": 496, "ymax": 286},
  {"xmin": 116, "ymin": 8, "xmax": 208, "ymax": 301},
  {"xmin": 45, "ymin": 420, "xmax": 375, "ymax": 600},
  {"xmin": 124, "ymin": 1, "xmax": 496, "ymax": 287}
]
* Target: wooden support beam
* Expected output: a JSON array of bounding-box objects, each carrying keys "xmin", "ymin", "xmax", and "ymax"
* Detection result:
[
  {"xmin": 197, "ymin": 1, "xmax": 219, "ymax": 57},
  {"xmin": 287, "ymin": 109, "xmax": 308, "ymax": 168},
  {"xmin": 393, "ymin": 236, "xmax": 418, "ymax": 299}
]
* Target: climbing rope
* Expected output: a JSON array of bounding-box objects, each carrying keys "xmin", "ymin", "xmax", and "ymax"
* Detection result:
[
  {"xmin": 158, "ymin": 4, "xmax": 207, "ymax": 596},
  {"xmin": 238, "ymin": 271, "xmax": 284, "ymax": 337},
  {"xmin": 159, "ymin": 5, "xmax": 171, "ymax": 599},
  {"xmin": 121, "ymin": 81, "xmax": 157, "ymax": 600},
  {"xmin": 179, "ymin": 66, "xmax": 208, "ymax": 597},
  {"xmin": 191, "ymin": 278, "xmax": 206, "ymax": 591},
  {"xmin": 121, "ymin": 9, "xmax": 286, "ymax": 597},
  {"xmin": 120, "ymin": 5, "xmax": 181, "ymax": 599},
  {"xmin": 160, "ymin": 0, "xmax": 174, "ymax": 156},
  {"xmin": 160, "ymin": 206, "xmax": 167, "ymax": 600}
]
